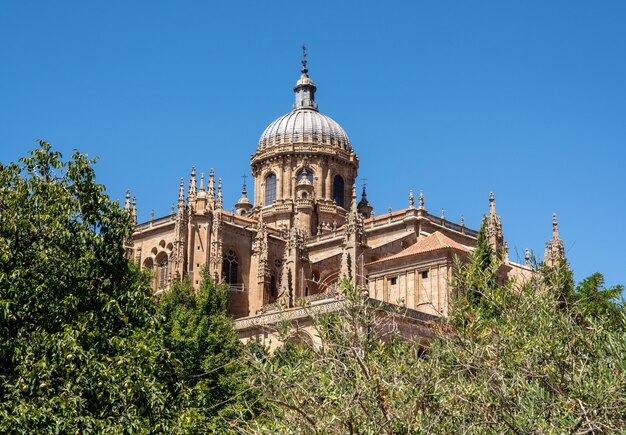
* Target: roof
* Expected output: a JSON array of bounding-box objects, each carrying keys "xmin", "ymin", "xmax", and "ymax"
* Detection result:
[
  {"xmin": 258, "ymin": 108, "xmax": 352, "ymax": 152},
  {"xmin": 369, "ymin": 231, "xmax": 470, "ymax": 264}
]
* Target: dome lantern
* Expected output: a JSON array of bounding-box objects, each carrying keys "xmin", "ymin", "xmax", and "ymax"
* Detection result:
[{"xmin": 294, "ymin": 45, "xmax": 318, "ymax": 111}]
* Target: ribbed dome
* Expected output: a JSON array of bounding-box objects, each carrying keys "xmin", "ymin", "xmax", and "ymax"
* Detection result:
[
  {"xmin": 257, "ymin": 53, "xmax": 352, "ymax": 153},
  {"xmin": 258, "ymin": 109, "xmax": 352, "ymax": 151}
]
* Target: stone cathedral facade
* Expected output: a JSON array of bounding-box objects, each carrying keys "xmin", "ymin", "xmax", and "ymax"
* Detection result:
[{"xmin": 124, "ymin": 55, "xmax": 565, "ymax": 340}]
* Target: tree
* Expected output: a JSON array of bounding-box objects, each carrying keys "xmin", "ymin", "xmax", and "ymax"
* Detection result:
[
  {"xmin": 158, "ymin": 267, "xmax": 257, "ymax": 432},
  {"xmin": 0, "ymin": 142, "xmax": 175, "ymax": 431},
  {"xmin": 239, "ymin": 249, "xmax": 626, "ymax": 433},
  {"xmin": 574, "ymin": 272, "xmax": 624, "ymax": 326}
]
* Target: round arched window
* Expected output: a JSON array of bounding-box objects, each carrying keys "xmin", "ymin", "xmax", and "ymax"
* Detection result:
[
  {"xmin": 264, "ymin": 173, "xmax": 276, "ymax": 205},
  {"xmin": 333, "ymin": 175, "xmax": 345, "ymax": 208}
]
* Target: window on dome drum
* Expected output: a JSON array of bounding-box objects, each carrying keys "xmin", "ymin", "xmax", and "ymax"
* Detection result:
[
  {"xmin": 296, "ymin": 169, "xmax": 314, "ymax": 184},
  {"xmin": 264, "ymin": 173, "xmax": 276, "ymax": 205},
  {"xmin": 333, "ymin": 175, "xmax": 344, "ymax": 208},
  {"xmin": 222, "ymin": 250, "xmax": 239, "ymax": 285}
]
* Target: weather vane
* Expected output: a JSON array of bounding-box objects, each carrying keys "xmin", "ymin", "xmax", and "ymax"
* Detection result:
[
  {"xmin": 301, "ymin": 44, "xmax": 307, "ymax": 71},
  {"xmin": 242, "ymin": 174, "xmax": 247, "ymax": 186},
  {"xmin": 361, "ymin": 177, "xmax": 368, "ymax": 189}
]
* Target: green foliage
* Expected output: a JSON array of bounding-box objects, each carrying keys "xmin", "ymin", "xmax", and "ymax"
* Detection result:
[
  {"xmin": 574, "ymin": 272, "xmax": 624, "ymax": 325},
  {"xmin": 450, "ymin": 218, "xmax": 505, "ymax": 324},
  {"xmin": 158, "ymin": 267, "xmax": 255, "ymax": 432},
  {"xmin": 241, "ymin": 248, "xmax": 626, "ymax": 433},
  {"xmin": 0, "ymin": 142, "xmax": 174, "ymax": 431},
  {"xmin": 0, "ymin": 142, "xmax": 254, "ymax": 433}
]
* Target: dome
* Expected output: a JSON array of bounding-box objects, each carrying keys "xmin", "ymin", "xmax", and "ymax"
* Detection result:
[
  {"xmin": 256, "ymin": 53, "xmax": 352, "ymax": 153},
  {"xmin": 258, "ymin": 109, "xmax": 352, "ymax": 152}
]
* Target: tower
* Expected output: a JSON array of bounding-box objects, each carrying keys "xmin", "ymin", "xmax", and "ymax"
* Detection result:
[
  {"xmin": 544, "ymin": 213, "xmax": 565, "ymax": 266},
  {"xmin": 250, "ymin": 48, "xmax": 359, "ymax": 235},
  {"xmin": 486, "ymin": 192, "xmax": 505, "ymax": 258}
]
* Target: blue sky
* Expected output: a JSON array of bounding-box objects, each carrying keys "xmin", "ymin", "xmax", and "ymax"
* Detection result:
[{"xmin": 1, "ymin": 1, "xmax": 625, "ymax": 288}]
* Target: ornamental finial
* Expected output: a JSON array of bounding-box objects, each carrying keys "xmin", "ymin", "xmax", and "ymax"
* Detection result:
[
  {"xmin": 552, "ymin": 213, "xmax": 559, "ymax": 239},
  {"xmin": 178, "ymin": 178, "xmax": 184, "ymax": 206},
  {"xmin": 418, "ymin": 191, "xmax": 424, "ymax": 209},
  {"xmin": 301, "ymin": 44, "xmax": 308, "ymax": 75},
  {"xmin": 124, "ymin": 190, "xmax": 131, "ymax": 211},
  {"xmin": 409, "ymin": 190, "xmax": 415, "ymax": 208}
]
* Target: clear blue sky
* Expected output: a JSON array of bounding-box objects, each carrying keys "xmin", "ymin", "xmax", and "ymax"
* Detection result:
[{"xmin": 1, "ymin": 1, "xmax": 625, "ymax": 288}]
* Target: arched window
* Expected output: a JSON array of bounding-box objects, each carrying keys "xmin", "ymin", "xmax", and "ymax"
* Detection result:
[
  {"xmin": 155, "ymin": 253, "xmax": 169, "ymax": 289},
  {"xmin": 264, "ymin": 173, "xmax": 276, "ymax": 205},
  {"xmin": 333, "ymin": 175, "xmax": 345, "ymax": 208},
  {"xmin": 270, "ymin": 270, "xmax": 278, "ymax": 299},
  {"xmin": 296, "ymin": 169, "xmax": 314, "ymax": 184},
  {"xmin": 222, "ymin": 249, "xmax": 239, "ymax": 285}
]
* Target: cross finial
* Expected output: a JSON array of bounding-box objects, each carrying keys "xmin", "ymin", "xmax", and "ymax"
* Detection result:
[{"xmin": 301, "ymin": 44, "xmax": 308, "ymax": 73}]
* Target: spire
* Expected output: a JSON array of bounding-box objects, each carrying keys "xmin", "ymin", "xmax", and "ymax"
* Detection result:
[
  {"xmin": 235, "ymin": 175, "xmax": 253, "ymax": 216},
  {"xmin": 408, "ymin": 190, "xmax": 415, "ymax": 208},
  {"xmin": 350, "ymin": 184, "xmax": 358, "ymax": 212},
  {"xmin": 131, "ymin": 196, "xmax": 137, "ymax": 224},
  {"xmin": 357, "ymin": 184, "xmax": 373, "ymax": 219},
  {"xmin": 199, "ymin": 172, "xmax": 205, "ymax": 192},
  {"xmin": 188, "ymin": 166, "xmax": 197, "ymax": 205},
  {"xmin": 124, "ymin": 190, "xmax": 131, "ymax": 211},
  {"xmin": 177, "ymin": 178, "xmax": 184, "ymax": 209},
  {"xmin": 293, "ymin": 45, "xmax": 318, "ymax": 111},
  {"xmin": 486, "ymin": 192, "xmax": 504, "ymax": 256},
  {"xmin": 207, "ymin": 168, "xmax": 216, "ymax": 209},
  {"xmin": 544, "ymin": 213, "xmax": 565, "ymax": 266},
  {"xmin": 552, "ymin": 212, "xmax": 559, "ymax": 240},
  {"xmin": 216, "ymin": 178, "xmax": 223, "ymax": 210}
]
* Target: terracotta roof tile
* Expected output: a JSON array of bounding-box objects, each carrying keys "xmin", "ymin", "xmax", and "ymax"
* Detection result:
[{"xmin": 371, "ymin": 231, "xmax": 470, "ymax": 264}]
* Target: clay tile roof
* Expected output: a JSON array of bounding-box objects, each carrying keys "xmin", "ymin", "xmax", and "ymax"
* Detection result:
[{"xmin": 371, "ymin": 231, "xmax": 470, "ymax": 264}]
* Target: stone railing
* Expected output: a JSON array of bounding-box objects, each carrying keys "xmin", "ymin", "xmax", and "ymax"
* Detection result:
[
  {"xmin": 426, "ymin": 212, "xmax": 478, "ymax": 238},
  {"xmin": 260, "ymin": 289, "xmax": 337, "ymax": 314},
  {"xmin": 135, "ymin": 215, "xmax": 175, "ymax": 232},
  {"xmin": 234, "ymin": 296, "xmax": 440, "ymax": 332},
  {"xmin": 229, "ymin": 284, "xmax": 245, "ymax": 292},
  {"xmin": 235, "ymin": 299, "xmax": 346, "ymax": 331}
]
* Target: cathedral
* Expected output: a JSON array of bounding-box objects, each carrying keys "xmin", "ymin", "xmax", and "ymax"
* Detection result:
[{"xmin": 124, "ymin": 52, "xmax": 565, "ymax": 343}]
